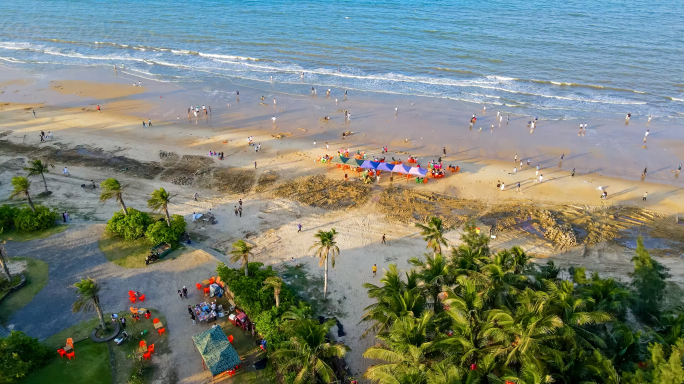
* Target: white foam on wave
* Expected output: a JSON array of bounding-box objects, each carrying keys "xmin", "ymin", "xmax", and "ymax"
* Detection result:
[{"xmin": 199, "ymin": 52, "xmax": 259, "ymax": 61}]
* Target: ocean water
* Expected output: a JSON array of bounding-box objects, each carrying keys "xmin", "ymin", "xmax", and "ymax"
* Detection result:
[{"xmin": 0, "ymin": 0, "xmax": 682, "ymax": 120}]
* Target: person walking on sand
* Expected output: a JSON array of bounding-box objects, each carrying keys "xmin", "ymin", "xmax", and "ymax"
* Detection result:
[
  {"xmin": 678, "ymin": 164, "xmax": 682, "ymax": 175},
  {"xmin": 32, "ymin": 109, "xmax": 36, "ymax": 117},
  {"xmin": 571, "ymin": 168, "xmax": 576, "ymax": 177},
  {"xmin": 527, "ymin": 158, "xmax": 531, "ymax": 167},
  {"xmin": 298, "ymin": 223, "xmax": 302, "ymax": 233},
  {"xmin": 190, "ymin": 312, "xmax": 196, "ymax": 325},
  {"xmin": 516, "ymin": 182, "xmax": 521, "ymax": 192},
  {"xmin": 536, "ymin": 165, "xmax": 539, "ymax": 176},
  {"xmin": 538, "ymin": 174, "xmax": 543, "ymax": 183},
  {"xmin": 142, "ymin": 121, "xmax": 146, "ymax": 128},
  {"xmin": 326, "ymin": 142, "xmax": 329, "ymax": 150},
  {"xmin": 500, "ymin": 182, "xmax": 505, "ymax": 191},
  {"xmin": 63, "ymin": 167, "xmax": 70, "ymax": 176},
  {"xmin": 234, "ymin": 206, "xmax": 238, "ymax": 216},
  {"xmin": 97, "ymin": 105, "xmax": 101, "ymax": 111},
  {"xmin": 239, "ymin": 199, "xmax": 242, "ymax": 207},
  {"xmin": 182, "ymin": 286, "xmax": 188, "ymax": 299},
  {"xmin": 642, "ymin": 167, "xmax": 647, "ymax": 177},
  {"xmin": 382, "ymin": 234, "xmax": 386, "ymax": 244},
  {"xmin": 178, "ymin": 289, "xmax": 183, "ymax": 300},
  {"xmin": 120, "ymin": 317, "xmax": 126, "ymax": 329},
  {"xmin": 443, "ymin": 146, "xmax": 446, "ymax": 155},
  {"xmin": 643, "ymin": 192, "xmax": 648, "ymax": 201},
  {"xmin": 273, "ymin": 98, "xmax": 276, "ymax": 107},
  {"xmin": 255, "ymin": 161, "xmax": 257, "ymax": 169},
  {"xmin": 194, "ymin": 192, "xmax": 198, "ymax": 201},
  {"xmin": 644, "ymin": 130, "xmax": 649, "ymax": 143},
  {"xmin": 560, "ymin": 153, "xmax": 564, "ymax": 162},
  {"xmin": 372, "ymin": 264, "xmax": 377, "ymax": 277},
  {"xmin": 238, "ymin": 206, "xmax": 242, "ymax": 217},
  {"xmin": 514, "ymin": 154, "xmax": 518, "ymax": 163}
]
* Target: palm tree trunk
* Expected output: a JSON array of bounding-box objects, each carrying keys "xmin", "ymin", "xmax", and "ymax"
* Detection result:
[
  {"xmin": 164, "ymin": 207, "xmax": 171, "ymax": 227},
  {"xmin": 25, "ymin": 193, "xmax": 36, "ymax": 213},
  {"xmin": 244, "ymin": 256, "xmax": 249, "ymax": 277},
  {"xmin": 0, "ymin": 247, "xmax": 12, "ymax": 281},
  {"xmin": 323, "ymin": 255, "xmax": 329, "ymax": 300},
  {"xmin": 93, "ymin": 296, "xmax": 107, "ymax": 330},
  {"xmin": 40, "ymin": 173, "xmax": 49, "ymax": 193},
  {"xmin": 119, "ymin": 196, "xmax": 128, "ymax": 216},
  {"xmin": 274, "ymin": 289, "xmax": 280, "ymax": 308}
]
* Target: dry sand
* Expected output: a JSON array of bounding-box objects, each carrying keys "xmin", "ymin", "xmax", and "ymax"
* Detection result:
[{"xmin": 2, "ymin": 69, "xmax": 684, "ymax": 382}]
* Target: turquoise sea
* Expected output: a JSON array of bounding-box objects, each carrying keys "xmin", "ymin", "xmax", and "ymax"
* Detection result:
[{"xmin": 0, "ymin": 0, "xmax": 682, "ymax": 120}]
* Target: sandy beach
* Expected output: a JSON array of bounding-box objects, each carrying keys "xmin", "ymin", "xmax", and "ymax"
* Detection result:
[{"xmin": 3, "ymin": 65, "xmax": 684, "ymax": 382}]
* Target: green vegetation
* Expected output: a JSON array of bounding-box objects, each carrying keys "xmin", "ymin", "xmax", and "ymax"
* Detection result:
[
  {"xmin": 310, "ymin": 228, "xmax": 340, "ymax": 299},
  {"xmin": 72, "ymin": 277, "xmax": 107, "ymax": 331},
  {"xmin": 217, "ymin": 261, "xmax": 350, "ymax": 383},
  {"xmin": 360, "ymin": 219, "xmax": 682, "ymax": 384},
  {"xmin": 0, "ymin": 203, "xmax": 59, "ymax": 234},
  {"xmin": 10, "ymin": 176, "xmax": 35, "ymax": 213},
  {"xmin": 0, "ymin": 258, "xmax": 49, "ymax": 325},
  {"xmin": 99, "ymin": 178, "xmax": 129, "ymax": 215},
  {"xmin": 229, "ymin": 239, "xmax": 254, "ymax": 277},
  {"xmin": 23, "ymin": 159, "xmax": 55, "ymax": 194},
  {"xmin": 98, "ymin": 231, "xmax": 189, "ymax": 268},
  {"xmin": 144, "ymin": 214, "xmax": 186, "ymax": 245},
  {"xmin": 106, "ymin": 208, "xmax": 154, "ymax": 241},
  {"xmin": 0, "ymin": 331, "xmax": 52, "ymax": 383},
  {"xmin": 147, "ymin": 187, "xmax": 173, "ymax": 226}
]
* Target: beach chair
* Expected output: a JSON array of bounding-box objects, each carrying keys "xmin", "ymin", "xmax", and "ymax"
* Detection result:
[
  {"xmin": 143, "ymin": 352, "xmax": 151, "ymax": 360},
  {"xmin": 204, "ymin": 287, "xmax": 210, "ymax": 296},
  {"xmin": 196, "ymin": 283, "xmax": 202, "ymax": 290},
  {"xmin": 153, "ymin": 318, "xmax": 160, "ymax": 324},
  {"xmin": 139, "ymin": 294, "xmax": 145, "ymax": 302},
  {"xmin": 66, "ymin": 351, "xmax": 75, "ymax": 360},
  {"xmin": 66, "ymin": 338, "xmax": 73, "ymax": 349},
  {"xmin": 129, "ymin": 296, "xmax": 136, "ymax": 303},
  {"xmin": 128, "ymin": 290, "xmax": 136, "ymax": 297},
  {"xmin": 228, "ymin": 335, "xmax": 234, "ymax": 343},
  {"xmin": 148, "ymin": 344, "xmax": 155, "ymax": 354},
  {"xmin": 158, "ymin": 327, "xmax": 166, "ymax": 336},
  {"xmin": 57, "ymin": 348, "xmax": 66, "ymax": 358},
  {"xmin": 130, "ymin": 307, "xmax": 139, "ymax": 314},
  {"xmin": 209, "ymin": 277, "xmax": 215, "ymax": 285}
]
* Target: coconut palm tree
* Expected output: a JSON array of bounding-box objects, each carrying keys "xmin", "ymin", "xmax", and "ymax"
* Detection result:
[
  {"xmin": 99, "ymin": 178, "xmax": 129, "ymax": 215},
  {"xmin": 23, "ymin": 159, "xmax": 54, "ymax": 193},
  {"xmin": 415, "ymin": 217, "xmax": 449, "ymax": 254},
  {"xmin": 0, "ymin": 228, "xmax": 12, "ymax": 281},
  {"xmin": 409, "ymin": 253, "xmax": 452, "ymax": 313},
  {"xmin": 310, "ymin": 228, "xmax": 340, "ymax": 300},
  {"xmin": 147, "ymin": 187, "xmax": 173, "ymax": 226},
  {"xmin": 262, "ymin": 276, "xmax": 283, "ymax": 307},
  {"xmin": 229, "ymin": 239, "xmax": 253, "ymax": 277},
  {"xmin": 10, "ymin": 176, "xmax": 35, "ymax": 213},
  {"xmin": 72, "ymin": 277, "xmax": 107, "ymax": 331},
  {"xmin": 273, "ymin": 318, "xmax": 349, "ymax": 384}
]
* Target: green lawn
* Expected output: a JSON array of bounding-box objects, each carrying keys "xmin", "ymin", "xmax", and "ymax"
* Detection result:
[
  {"xmin": 1, "ymin": 225, "xmax": 67, "ymax": 242},
  {"xmin": 27, "ymin": 316, "xmax": 111, "ymax": 384},
  {"xmin": 98, "ymin": 232, "xmax": 191, "ymax": 268},
  {"xmin": 0, "ymin": 257, "xmax": 49, "ymax": 325},
  {"xmin": 36, "ymin": 309, "xmax": 170, "ymax": 384}
]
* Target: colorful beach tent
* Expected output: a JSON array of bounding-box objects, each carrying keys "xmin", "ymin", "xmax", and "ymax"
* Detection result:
[
  {"xmin": 392, "ymin": 164, "xmax": 412, "ymax": 174},
  {"xmin": 409, "ymin": 167, "xmax": 428, "ymax": 176},
  {"xmin": 192, "ymin": 326, "xmax": 241, "ymax": 376},
  {"xmin": 376, "ymin": 162, "xmax": 395, "ymax": 172},
  {"xmin": 360, "ymin": 160, "xmax": 376, "ymax": 169}
]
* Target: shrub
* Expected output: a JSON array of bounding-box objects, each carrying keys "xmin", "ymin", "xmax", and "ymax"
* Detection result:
[
  {"xmin": 144, "ymin": 214, "xmax": 186, "ymax": 245},
  {"xmin": 13, "ymin": 206, "xmax": 58, "ymax": 232},
  {"xmin": 0, "ymin": 205, "xmax": 18, "ymax": 232},
  {"xmin": 106, "ymin": 208, "xmax": 153, "ymax": 241},
  {"xmin": 0, "ymin": 331, "xmax": 52, "ymax": 383},
  {"xmin": 127, "ymin": 358, "xmax": 152, "ymax": 384}
]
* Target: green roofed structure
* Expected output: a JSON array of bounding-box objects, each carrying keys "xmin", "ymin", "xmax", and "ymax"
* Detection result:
[{"xmin": 192, "ymin": 326, "xmax": 242, "ymax": 378}]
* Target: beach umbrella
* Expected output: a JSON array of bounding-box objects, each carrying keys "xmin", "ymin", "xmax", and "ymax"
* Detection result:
[
  {"xmin": 370, "ymin": 161, "xmax": 382, "ymax": 169},
  {"xmin": 337, "ymin": 156, "xmax": 352, "ymax": 164},
  {"xmin": 409, "ymin": 166, "xmax": 427, "ymax": 176}
]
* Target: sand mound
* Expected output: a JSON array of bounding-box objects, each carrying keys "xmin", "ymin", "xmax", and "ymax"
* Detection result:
[
  {"xmin": 0, "ymin": 141, "xmax": 163, "ymax": 179},
  {"xmin": 377, "ymin": 188, "xmax": 476, "ymax": 227},
  {"xmin": 203, "ymin": 167, "xmax": 255, "ymax": 194},
  {"xmin": 274, "ymin": 175, "xmax": 371, "ymax": 210},
  {"xmin": 255, "ymin": 171, "xmax": 279, "ymax": 192},
  {"xmin": 159, "ymin": 155, "xmax": 215, "ymax": 185}
]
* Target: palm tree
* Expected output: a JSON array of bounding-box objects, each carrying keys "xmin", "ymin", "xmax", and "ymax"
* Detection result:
[
  {"xmin": 0, "ymin": 228, "xmax": 12, "ymax": 281},
  {"xmin": 310, "ymin": 228, "xmax": 340, "ymax": 300},
  {"xmin": 147, "ymin": 187, "xmax": 173, "ymax": 226},
  {"xmin": 72, "ymin": 277, "xmax": 107, "ymax": 331},
  {"xmin": 23, "ymin": 159, "xmax": 54, "ymax": 193},
  {"xmin": 409, "ymin": 253, "xmax": 452, "ymax": 313},
  {"xmin": 10, "ymin": 176, "xmax": 35, "ymax": 213},
  {"xmin": 273, "ymin": 319, "xmax": 349, "ymax": 383},
  {"xmin": 229, "ymin": 239, "xmax": 253, "ymax": 277},
  {"xmin": 262, "ymin": 276, "xmax": 283, "ymax": 307},
  {"xmin": 415, "ymin": 217, "xmax": 449, "ymax": 254},
  {"xmin": 99, "ymin": 178, "xmax": 129, "ymax": 215}
]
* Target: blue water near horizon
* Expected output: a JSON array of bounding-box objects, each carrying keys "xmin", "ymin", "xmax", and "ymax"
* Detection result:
[{"xmin": 0, "ymin": 0, "xmax": 682, "ymax": 120}]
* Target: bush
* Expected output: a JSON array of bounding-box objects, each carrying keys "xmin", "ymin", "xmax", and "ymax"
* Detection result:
[
  {"xmin": 106, "ymin": 208, "xmax": 153, "ymax": 241},
  {"xmin": 13, "ymin": 206, "xmax": 58, "ymax": 232},
  {"xmin": 145, "ymin": 214, "xmax": 186, "ymax": 245},
  {"xmin": 0, "ymin": 204, "xmax": 18, "ymax": 232},
  {"xmin": 127, "ymin": 358, "xmax": 152, "ymax": 384},
  {"xmin": 217, "ymin": 262, "xmax": 307, "ymax": 349},
  {"xmin": 0, "ymin": 331, "xmax": 52, "ymax": 383}
]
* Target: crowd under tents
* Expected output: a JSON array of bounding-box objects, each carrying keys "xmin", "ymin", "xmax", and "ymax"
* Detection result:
[
  {"xmin": 192, "ymin": 326, "xmax": 242, "ymax": 381},
  {"xmin": 332, "ymin": 156, "xmax": 428, "ymax": 176}
]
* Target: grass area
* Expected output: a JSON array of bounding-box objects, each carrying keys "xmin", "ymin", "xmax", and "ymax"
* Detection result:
[
  {"xmin": 280, "ymin": 264, "xmax": 346, "ymax": 318},
  {"xmin": 109, "ymin": 308, "xmax": 169, "ymax": 384},
  {"xmin": 219, "ymin": 321, "xmax": 273, "ymax": 384},
  {"xmin": 98, "ymin": 232, "xmax": 192, "ymax": 268},
  {"xmin": 1, "ymin": 225, "xmax": 67, "ymax": 242},
  {"xmin": 28, "ymin": 317, "xmax": 111, "ymax": 384},
  {"xmin": 0, "ymin": 257, "xmax": 49, "ymax": 325},
  {"xmin": 39, "ymin": 309, "xmax": 169, "ymax": 384}
]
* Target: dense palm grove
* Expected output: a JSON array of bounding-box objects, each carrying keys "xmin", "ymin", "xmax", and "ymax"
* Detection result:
[{"xmin": 360, "ymin": 219, "xmax": 684, "ymax": 384}]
